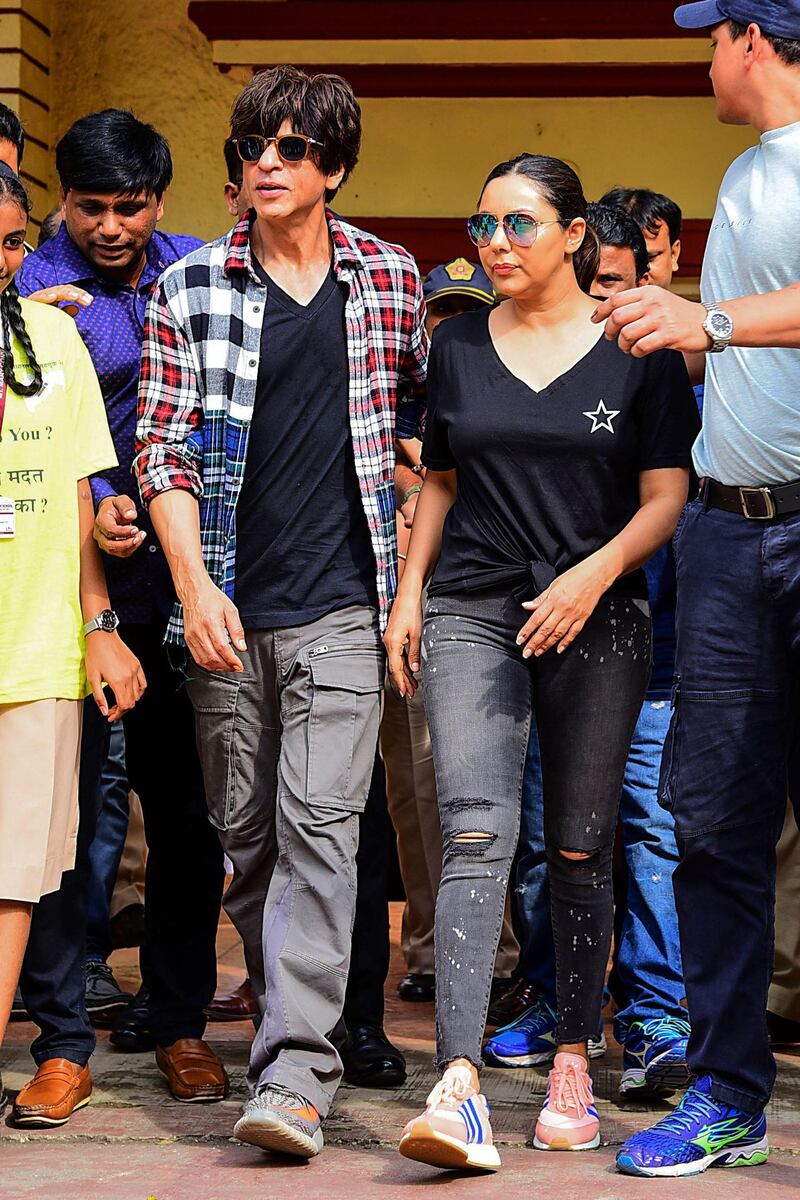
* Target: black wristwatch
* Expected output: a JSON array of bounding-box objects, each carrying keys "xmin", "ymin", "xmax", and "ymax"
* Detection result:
[{"xmin": 83, "ymin": 608, "xmax": 120, "ymax": 636}]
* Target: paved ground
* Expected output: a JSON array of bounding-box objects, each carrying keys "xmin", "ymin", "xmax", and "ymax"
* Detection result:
[{"xmin": 2, "ymin": 906, "xmax": 799, "ymax": 1199}]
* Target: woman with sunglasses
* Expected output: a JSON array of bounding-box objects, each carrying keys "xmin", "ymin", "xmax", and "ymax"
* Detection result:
[{"xmin": 384, "ymin": 153, "xmax": 699, "ymax": 1172}]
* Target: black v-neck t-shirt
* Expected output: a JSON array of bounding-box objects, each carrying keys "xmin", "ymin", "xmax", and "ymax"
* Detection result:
[
  {"xmin": 422, "ymin": 307, "xmax": 700, "ymax": 601},
  {"xmin": 234, "ymin": 262, "xmax": 377, "ymax": 629}
]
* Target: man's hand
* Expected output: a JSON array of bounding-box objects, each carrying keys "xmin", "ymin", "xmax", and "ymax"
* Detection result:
[
  {"xmin": 400, "ymin": 489, "xmax": 420, "ymax": 529},
  {"xmin": 27, "ymin": 285, "xmax": 92, "ymax": 317},
  {"xmin": 85, "ymin": 632, "xmax": 146, "ymax": 722},
  {"xmin": 183, "ymin": 576, "xmax": 247, "ymax": 673},
  {"xmin": 94, "ymin": 495, "xmax": 146, "ymax": 557},
  {"xmin": 592, "ymin": 285, "xmax": 711, "ymax": 357}
]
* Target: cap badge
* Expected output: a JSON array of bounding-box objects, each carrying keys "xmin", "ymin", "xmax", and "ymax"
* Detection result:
[{"xmin": 445, "ymin": 258, "xmax": 475, "ymax": 281}]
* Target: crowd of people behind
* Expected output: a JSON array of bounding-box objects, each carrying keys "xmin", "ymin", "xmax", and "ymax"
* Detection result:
[{"xmin": 1, "ymin": 0, "xmax": 800, "ymax": 1183}]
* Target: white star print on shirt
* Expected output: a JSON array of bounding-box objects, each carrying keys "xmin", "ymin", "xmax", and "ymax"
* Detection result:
[{"xmin": 582, "ymin": 398, "xmax": 621, "ymax": 434}]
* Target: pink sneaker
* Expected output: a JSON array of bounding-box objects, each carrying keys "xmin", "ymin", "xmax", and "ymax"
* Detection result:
[
  {"xmin": 399, "ymin": 1065, "xmax": 501, "ymax": 1172},
  {"xmin": 533, "ymin": 1052, "xmax": 601, "ymax": 1151}
]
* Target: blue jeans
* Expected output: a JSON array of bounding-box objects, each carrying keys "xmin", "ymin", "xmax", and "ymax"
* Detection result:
[
  {"xmin": 515, "ymin": 703, "xmax": 685, "ymax": 1038},
  {"xmin": 86, "ymin": 721, "xmax": 130, "ymax": 963},
  {"xmin": 664, "ymin": 497, "xmax": 799, "ymax": 1112}
]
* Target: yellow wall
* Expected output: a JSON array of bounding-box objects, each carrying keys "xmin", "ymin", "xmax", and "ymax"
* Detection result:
[{"xmin": 0, "ymin": 0, "xmax": 758, "ymax": 242}]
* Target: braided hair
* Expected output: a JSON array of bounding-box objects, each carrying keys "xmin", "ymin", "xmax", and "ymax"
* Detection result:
[{"xmin": 0, "ymin": 162, "xmax": 42, "ymax": 397}]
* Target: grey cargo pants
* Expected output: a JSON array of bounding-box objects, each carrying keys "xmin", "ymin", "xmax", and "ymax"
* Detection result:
[{"xmin": 186, "ymin": 604, "xmax": 384, "ymax": 1115}]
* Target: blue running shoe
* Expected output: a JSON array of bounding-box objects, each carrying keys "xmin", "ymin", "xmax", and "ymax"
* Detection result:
[
  {"xmin": 616, "ymin": 1076, "xmax": 769, "ymax": 1177},
  {"xmin": 483, "ymin": 997, "xmax": 559, "ymax": 1067},
  {"xmin": 620, "ymin": 1015, "xmax": 691, "ymax": 1097}
]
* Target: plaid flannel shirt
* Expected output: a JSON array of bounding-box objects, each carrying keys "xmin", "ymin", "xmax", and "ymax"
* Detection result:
[{"xmin": 134, "ymin": 209, "xmax": 428, "ymax": 643}]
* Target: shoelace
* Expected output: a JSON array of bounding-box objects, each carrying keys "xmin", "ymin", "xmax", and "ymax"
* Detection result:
[
  {"xmin": 550, "ymin": 1060, "xmax": 593, "ymax": 1117},
  {"xmin": 655, "ymin": 1087, "xmax": 724, "ymax": 1136},
  {"xmin": 87, "ymin": 961, "xmax": 116, "ymax": 984},
  {"xmin": 426, "ymin": 1066, "xmax": 473, "ymax": 1111},
  {"xmin": 502, "ymin": 997, "xmax": 556, "ymax": 1033},
  {"xmin": 640, "ymin": 1015, "xmax": 691, "ymax": 1040}
]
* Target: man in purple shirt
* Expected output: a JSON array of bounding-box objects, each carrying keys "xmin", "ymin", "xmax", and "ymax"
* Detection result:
[{"xmin": 12, "ymin": 110, "xmax": 227, "ymax": 1128}]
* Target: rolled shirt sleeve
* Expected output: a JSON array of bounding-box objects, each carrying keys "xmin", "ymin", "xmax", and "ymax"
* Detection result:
[{"xmin": 133, "ymin": 281, "xmax": 205, "ymax": 506}]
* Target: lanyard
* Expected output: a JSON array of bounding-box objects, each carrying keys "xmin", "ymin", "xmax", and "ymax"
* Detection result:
[{"xmin": 0, "ymin": 349, "xmax": 6, "ymax": 439}]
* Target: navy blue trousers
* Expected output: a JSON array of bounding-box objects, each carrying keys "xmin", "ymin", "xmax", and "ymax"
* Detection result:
[{"xmin": 663, "ymin": 496, "xmax": 800, "ymax": 1112}]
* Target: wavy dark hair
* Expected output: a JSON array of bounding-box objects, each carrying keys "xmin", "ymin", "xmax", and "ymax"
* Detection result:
[
  {"xmin": 480, "ymin": 153, "xmax": 598, "ymax": 285},
  {"xmin": 0, "ymin": 164, "xmax": 41, "ymax": 396},
  {"xmin": 230, "ymin": 65, "xmax": 361, "ymax": 202}
]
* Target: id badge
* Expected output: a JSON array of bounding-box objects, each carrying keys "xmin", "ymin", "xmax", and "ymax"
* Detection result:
[{"xmin": 0, "ymin": 496, "xmax": 15, "ymax": 539}]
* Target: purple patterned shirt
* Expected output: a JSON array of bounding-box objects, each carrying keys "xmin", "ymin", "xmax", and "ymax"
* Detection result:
[{"xmin": 17, "ymin": 225, "xmax": 203, "ymax": 622}]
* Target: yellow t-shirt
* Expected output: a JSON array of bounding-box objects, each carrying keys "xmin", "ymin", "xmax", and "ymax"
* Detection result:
[{"xmin": 0, "ymin": 299, "xmax": 117, "ymax": 703}]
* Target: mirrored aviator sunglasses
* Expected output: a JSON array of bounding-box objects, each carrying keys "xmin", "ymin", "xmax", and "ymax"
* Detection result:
[
  {"xmin": 466, "ymin": 212, "xmax": 548, "ymax": 248},
  {"xmin": 234, "ymin": 134, "xmax": 323, "ymax": 164}
]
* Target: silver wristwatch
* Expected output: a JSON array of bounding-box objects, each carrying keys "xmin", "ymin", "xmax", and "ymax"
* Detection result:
[
  {"xmin": 83, "ymin": 608, "xmax": 120, "ymax": 636},
  {"xmin": 702, "ymin": 302, "xmax": 734, "ymax": 353}
]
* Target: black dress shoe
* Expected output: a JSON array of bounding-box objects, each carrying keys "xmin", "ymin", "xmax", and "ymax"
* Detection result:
[
  {"xmin": 341, "ymin": 1024, "xmax": 407, "ymax": 1087},
  {"xmin": 110, "ymin": 986, "xmax": 157, "ymax": 1053},
  {"xmin": 486, "ymin": 978, "xmax": 539, "ymax": 1028},
  {"xmin": 397, "ymin": 973, "xmax": 435, "ymax": 1003},
  {"xmin": 767, "ymin": 1009, "xmax": 800, "ymax": 1047}
]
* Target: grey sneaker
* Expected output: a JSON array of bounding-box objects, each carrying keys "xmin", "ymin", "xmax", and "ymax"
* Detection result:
[
  {"xmin": 234, "ymin": 1085, "xmax": 323, "ymax": 1158},
  {"xmin": 84, "ymin": 960, "xmax": 132, "ymax": 1023}
]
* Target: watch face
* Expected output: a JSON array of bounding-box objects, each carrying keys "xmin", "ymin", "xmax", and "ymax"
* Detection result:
[
  {"xmin": 97, "ymin": 609, "xmax": 118, "ymax": 632},
  {"xmin": 709, "ymin": 311, "xmax": 733, "ymax": 337}
]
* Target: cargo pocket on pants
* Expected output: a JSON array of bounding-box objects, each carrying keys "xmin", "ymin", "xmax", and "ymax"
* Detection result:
[
  {"xmin": 186, "ymin": 668, "xmax": 243, "ymax": 831},
  {"xmin": 306, "ymin": 646, "xmax": 384, "ymax": 811}
]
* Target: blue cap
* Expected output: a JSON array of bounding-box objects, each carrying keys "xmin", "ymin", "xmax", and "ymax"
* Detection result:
[
  {"xmin": 422, "ymin": 258, "xmax": 495, "ymax": 305},
  {"xmin": 675, "ymin": 0, "xmax": 800, "ymax": 37}
]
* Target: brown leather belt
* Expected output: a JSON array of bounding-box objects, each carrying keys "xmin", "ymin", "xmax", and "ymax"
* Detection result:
[{"xmin": 702, "ymin": 477, "xmax": 800, "ymax": 520}]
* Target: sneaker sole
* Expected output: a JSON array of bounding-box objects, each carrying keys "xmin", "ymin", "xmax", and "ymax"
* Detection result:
[
  {"xmin": 616, "ymin": 1136, "xmax": 770, "ymax": 1177},
  {"xmin": 483, "ymin": 1048, "xmax": 555, "ymax": 1068},
  {"xmin": 619, "ymin": 1068, "xmax": 675, "ymax": 1100},
  {"xmin": 12, "ymin": 1094, "xmax": 91, "ymax": 1128},
  {"xmin": 533, "ymin": 1131, "xmax": 601, "ymax": 1152},
  {"xmin": 234, "ymin": 1111, "xmax": 323, "ymax": 1158},
  {"xmin": 485, "ymin": 1040, "xmax": 605, "ymax": 1069},
  {"xmin": 400, "ymin": 1121, "xmax": 501, "ymax": 1172}
]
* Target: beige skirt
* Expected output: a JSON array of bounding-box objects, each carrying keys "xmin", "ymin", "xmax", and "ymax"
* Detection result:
[{"xmin": 0, "ymin": 698, "xmax": 82, "ymax": 903}]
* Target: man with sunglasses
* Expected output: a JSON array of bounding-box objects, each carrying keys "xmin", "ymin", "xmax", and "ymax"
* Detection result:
[{"xmin": 135, "ymin": 65, "xmax": 426, "ymax": 1159}]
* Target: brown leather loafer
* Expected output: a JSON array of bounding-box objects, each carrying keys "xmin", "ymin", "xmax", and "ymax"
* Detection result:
[
  {"xmin": 12, "ymin": 1059, "xmax": 92, "ymax": 1127},
  {"xmin": 204, "ymin": 978, "xmax": 259, "ymax": 1022},
  {"xmin": 156, "ymin": 1038, "xmax": 229, "ymax": 1103}
]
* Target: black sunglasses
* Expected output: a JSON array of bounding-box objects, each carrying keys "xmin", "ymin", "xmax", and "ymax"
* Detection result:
[
  {"xmin": 234, "ymin": 134, "xmax": 323, "ymax": 164},
  {"xmin": 467, "ymin": 211, "xmax": 563, "ymax": 249}
]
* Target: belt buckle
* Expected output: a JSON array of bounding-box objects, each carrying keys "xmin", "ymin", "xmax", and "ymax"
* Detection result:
[{"xmin": 738, "ymin": 486, "xmax": 776, "ymax": 520}]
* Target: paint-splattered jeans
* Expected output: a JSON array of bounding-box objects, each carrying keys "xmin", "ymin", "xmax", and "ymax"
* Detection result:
[{"xmin": 422, "ymin": 590, "xmax": 650, "ymax": 1067}]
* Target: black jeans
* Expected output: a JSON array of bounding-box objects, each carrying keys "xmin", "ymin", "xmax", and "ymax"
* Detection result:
[
  {"xmin": 422, "ymin": 590, "xmax": 650, "ymax": 1068},
  {"xmin": 120, "ymin": 622, "xmax": 225, "ymax": 1044},
  {"xmin": 664, "ymin": 498, "xmax": 800, "ymax": 1112},
  {"xmin": 20, "ymin": 699, "xmax": 108, "ymax": 1066},
  {"xmin": 344, "ymin": 753, "xmax": 391, "ymax": 1030}
]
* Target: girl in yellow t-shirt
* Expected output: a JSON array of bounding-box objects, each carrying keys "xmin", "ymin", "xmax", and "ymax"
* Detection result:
[{"xmin": 0, "ymin": 164, "xmax": 146, "ymax": 1095}]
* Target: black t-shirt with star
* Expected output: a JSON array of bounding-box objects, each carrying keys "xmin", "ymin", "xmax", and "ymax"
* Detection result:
[{"xmin": 422, "ymin": 306, "xmax": 700, "ymax": 601}]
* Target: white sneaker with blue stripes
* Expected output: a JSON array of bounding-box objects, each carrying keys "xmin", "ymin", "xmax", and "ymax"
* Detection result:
[{"xmin": 399, "ymin": 1065, "xmax": 501, "ymax": 1172}]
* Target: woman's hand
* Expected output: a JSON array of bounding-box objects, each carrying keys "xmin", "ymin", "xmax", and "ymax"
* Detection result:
[
  {"xmin": 517, "ymin": 555, "xmax": 613, "ymax": 658},
  {"xmin": 85, "ymin": 632, "xmax": 147, "ymax": 721},
  {"xmin": 383, "ymin": 591, "xmax": 423, "ymax": 698}
]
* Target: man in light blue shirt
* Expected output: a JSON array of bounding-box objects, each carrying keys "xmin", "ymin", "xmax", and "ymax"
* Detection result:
[{"xmin": 595, "ymin": 0, "xmax": 800, "ymax": 1180}]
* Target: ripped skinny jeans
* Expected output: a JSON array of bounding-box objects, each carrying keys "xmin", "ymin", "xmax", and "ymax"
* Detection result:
[{"xmin": 422, "ymin": 590, "xmax": 650, "ymax": 1069}]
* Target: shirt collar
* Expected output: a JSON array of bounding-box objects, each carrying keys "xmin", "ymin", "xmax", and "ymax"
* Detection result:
[
  {"xmin": 46, "ymin": 223, "xmax": 173, "ymax": 289},
  {"xmin": 222, "ymin": 207, "xmax": 363, "ymax": 282}
]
